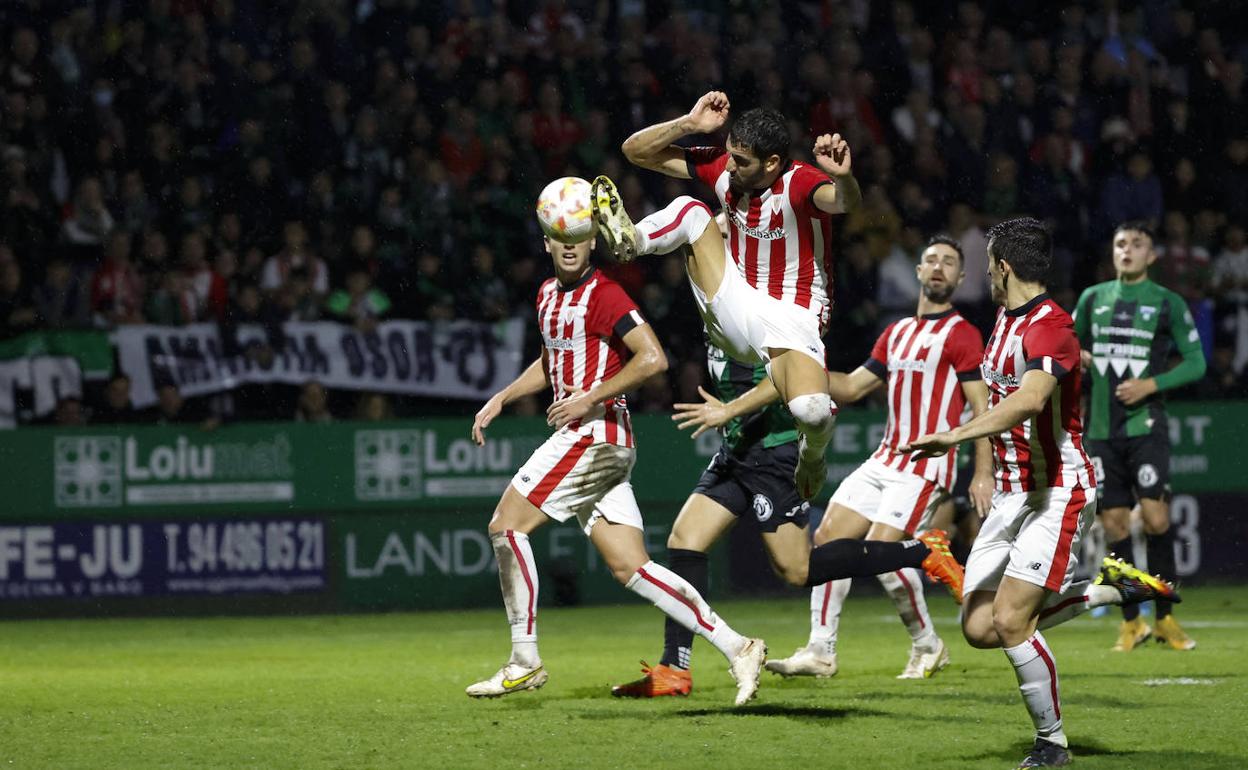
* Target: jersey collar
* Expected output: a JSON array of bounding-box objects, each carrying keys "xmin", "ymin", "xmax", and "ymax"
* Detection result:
[
  {"xmin": 1004, "ymin": 292, "xmax": 1050, "ymax": 317},
  {"xmin": 557, "ymin": 266, "xmax": 596, "ymax": 293},
  {"xmin": 919, "ymin": 308, "xmax": 957, "ymax": 321}
]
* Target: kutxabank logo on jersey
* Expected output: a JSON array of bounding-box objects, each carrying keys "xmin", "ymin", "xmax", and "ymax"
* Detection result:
[{"xmin": 54, "ymin": 433, "xmax": 294, "ymax": 507}]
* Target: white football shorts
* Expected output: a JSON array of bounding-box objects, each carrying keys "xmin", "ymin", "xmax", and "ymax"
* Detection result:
[
  {"xmin": 688, "ymin": 260, "xmax": 826, "ymax": 368},
  {"xmin": 830, "ymin": 457, "xmax": 950, "ymax": 535},
  {"xmin": 963, "ymin": 486, "xmax": 1097, "ymax": 596},
  {"xmin": 510, "ymin": 429, "xmax": 644, "ymax": 536}
]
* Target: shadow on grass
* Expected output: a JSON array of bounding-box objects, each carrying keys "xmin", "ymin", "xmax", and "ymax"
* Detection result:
[
  {"xmin": 966, "ymin": 739, "xmax": 1240, "ymax": 768},
  {"xmin": 675, "ymin": 704, "xmax": 891, "ymax": 722},
  {"xmin": 852, "ymin": 688, "xmax": 1136, "ymax": 711}
]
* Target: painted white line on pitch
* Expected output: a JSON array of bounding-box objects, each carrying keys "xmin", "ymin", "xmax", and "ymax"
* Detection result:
[{"xmin": 1139, "ymin": 678, "xmax": 1219, "ymax": 686}]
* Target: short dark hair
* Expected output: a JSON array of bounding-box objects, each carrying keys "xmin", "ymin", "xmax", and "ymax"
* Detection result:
[
  {"xmin": 727, "ymin": 108, "xmax": 790, "ymax": 164},
  {"xmin": 1114, "ymin": 220, "xmax": 1156, "ymax": 246},
  {"xmin": 925, "ymin": 233, "xmax": 965, "ymax": 266},
  {"xmin": 986, "ymin": 217, "xmax": 1052, "ymax": 284}
]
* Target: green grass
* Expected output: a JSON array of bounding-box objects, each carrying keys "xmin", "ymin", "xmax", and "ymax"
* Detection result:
[{"xmin": 2, "ymin": 587, "xmax": 1247, "ymax": 769}]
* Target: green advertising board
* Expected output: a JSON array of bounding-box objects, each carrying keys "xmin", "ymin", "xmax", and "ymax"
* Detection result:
[{"xmin": 0, "ymin": 402, "xmax": 1243, "ymax": 616}]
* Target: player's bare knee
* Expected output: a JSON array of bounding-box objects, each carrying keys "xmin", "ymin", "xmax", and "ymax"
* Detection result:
[
  {"xmin": 776, "ymin": 561, "xmax": 808, "ymax": 587},
  {"xmin": 990, "ymin": 608, "xmax": 1032, "ymax": 647},
  {"xmin": 486, "ymin": 510, "xmax": 509, "ymax": 536},
  {"xmin": 963, "ymin": 623, "xmax": 1000, "ymax": 649},
  {"xmin": 787, "ymin": 393, "xmax": 837, "ymax": 438}
]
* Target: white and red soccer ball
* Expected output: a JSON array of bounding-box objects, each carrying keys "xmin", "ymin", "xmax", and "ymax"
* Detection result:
[{"xmin": 535, "ymin": 176, "xmax": 596, "ymax": 244}]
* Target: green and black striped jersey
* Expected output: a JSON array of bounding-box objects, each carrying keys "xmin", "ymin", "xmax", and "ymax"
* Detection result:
[
  {"xmin": 707, "ymin": 344, "xmax": 798, "ymax": 452},
  {"xmin": 1073, "ymin": 278, "xmax": 1206, "ymax": 440}
]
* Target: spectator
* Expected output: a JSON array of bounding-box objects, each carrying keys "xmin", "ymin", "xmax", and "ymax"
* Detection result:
[
  {"xmin": 1157, "ymin": 211, "xmax": 1212, "ymax": 304},
  {"xmin": 93, "ymin": 373, "xmax": 141, "ymax": 424},
  {"xmin": 90, "ymin": 230, "xmax": 143, "ymax": 326},
  {"xmin": 326, "ymin": 264, "xmax": 391, "ymax": 330},
  {"xmin": 1097, "ymin": 148, "xmax": 1164, "ymax": 237},
  {"xmin": 32, "ymin": 258, "xmax": 90, "ymax": 329},
  {"xmin": 295, "ymin": 382, "xmax": 334, "ymax": 423},
  {"xmin": 0, "ymin": 260, "xmax": 37, "ymax": 337},
  {"xmin": 61, "ymin": 176, "xmax": 115, "ymax": 254},
  {"xmin": 354, "ymin": 392, "xmax": 392, "ymax": 422},
  {"xmin": 261, "ymin": 221, "xmax": 328, "ymax": 299},
  {"xmin": 53, "ymin": 396, "xmax": 85, "ymax": 426}
]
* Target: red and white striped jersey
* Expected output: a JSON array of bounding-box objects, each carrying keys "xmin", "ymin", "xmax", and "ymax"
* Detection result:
[
  {"xmin": 535, "ymin": 268, "xmax": 644, "ymax": 447},
  {"xmin": 686, "ymin": 147, "xmax": 835, "ymax": 316},
  {"xmin": 981, "ymin": 294, "xmax": 1096, "ymax": 492},
  {"xmin": 867, "ymin": 310, "xmax": 985, "ymax": 489}
]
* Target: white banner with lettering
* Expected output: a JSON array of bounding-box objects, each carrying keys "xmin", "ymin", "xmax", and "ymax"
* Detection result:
[{"xmin": 114, "ymin": 319, "xmax": 526, "ymax": 409}]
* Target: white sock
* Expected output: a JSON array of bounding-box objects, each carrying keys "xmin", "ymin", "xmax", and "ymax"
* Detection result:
[
  {"xmin": 788, "ymin": 394, "xmax": 838, "ymax": 459},
  {"xmin": 1003, "ymin": 632, "xmax": 1067, "ymax": 748},
  {"xmin": 490, "ymin": 531, "xmax": 539, "ymax": 667},
  {"xmin": 634, "ymin": 196, "xmax": 713, "ymax": 255},
  {"xmin": 807, "ymin": 578, "xmax": 850, "ymax": 656},
  {"xmin": 1037, "ymin": 580, "xmax": 1120, "ymax": 630},
  {"xmin": 878, "ymin": 568, "xmax": 938, "ymax": 650},
  {"xmin": 626, "ymin": 560, "xmax": 747, "ymax": 660}
]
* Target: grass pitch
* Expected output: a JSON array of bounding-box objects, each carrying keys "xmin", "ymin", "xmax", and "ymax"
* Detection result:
[{"xmin": 2, "ymin": 587, "xmax": 1246, "ymax": 769}]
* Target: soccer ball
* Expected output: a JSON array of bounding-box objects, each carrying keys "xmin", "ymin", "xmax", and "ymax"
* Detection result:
[{"xmin": 535, "ymin": 176, "xmax": 597, "ymax": 244}]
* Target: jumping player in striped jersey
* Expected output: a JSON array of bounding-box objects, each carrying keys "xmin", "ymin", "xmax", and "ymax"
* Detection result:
[
  {"xmin": 767, "ymin": 235, "xmax": 995, "ymax": 681},
  {"xmin": 903, "ymin": 218, "xmax": 1181, "ymax": 769},
  {"xmin": 466, "ymin": 230, "xmax": 767, "ymax": 706},
  {"xmin": 601, "ymin": 91, "xmax": 863, "ymax": 501}
]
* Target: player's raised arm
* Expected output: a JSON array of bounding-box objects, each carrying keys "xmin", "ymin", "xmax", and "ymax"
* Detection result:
[
  {"xmin": 810, "ymin": 133, "xmax": 862, "ymax": 214},
  {"xmin": 546, "ymin": 323, "xmax": 667, "ymax": 429},
  {"xmin": 621, "ymin": 91, "xmax": 731, "ymax": 178},
  {"xmin": 472, "ymin": 357, "xmax": 549, "ymax": 445},
  {"xmin": 825, "ymin": 365, "xmax": 884, "ymax": 404}
]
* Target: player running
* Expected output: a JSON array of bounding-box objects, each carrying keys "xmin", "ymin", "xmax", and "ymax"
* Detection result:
[
  {"xmin": 1073, "ymin": 221, "xmax": 1207, "ymax": 652},
  {"xmin": 609, "ymin": 336, "xmax": 812, "ymax": 698},
  {"xmin": 766, "ymin": 235, "xmax": 995, "ymax": 681},
  {"xmin": 465, "ymin": 229, "xmax": 766, "ymax": 706},
  {"xmin": 604, "ymin": 91, "xmax": 862, "ymax": 501},
  {"xmin": 904, "ymin": 218, "xmax": 1181, "ymax": 769}
]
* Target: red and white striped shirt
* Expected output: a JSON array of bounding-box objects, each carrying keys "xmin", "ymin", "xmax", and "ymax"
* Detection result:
[
  {"xmin": 868, "ymin": 310, "xmax": 985, "ymax": 489},
  {"xmin": 687, "ymin": 147, "xmax": 835, "ymax": 316},
  {"xmin": 981, "ymin": 294, "xmax": 1096, "ymax": 492},
  {"xmin": 535, "ymin": 268, "xmax": 643, "ymax": 447}
]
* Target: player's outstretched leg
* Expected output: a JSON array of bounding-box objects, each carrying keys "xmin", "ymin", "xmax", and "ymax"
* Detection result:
[
  {"xmin": 803, "ymin": 530, "xmax": 964, "ymax": 601},
  {"xmin": 466, "ymin": 529, "xmax": 548, "ymax": 698},
  {"xmin": 1037, "ymin": 554, "xmax": 1181, "ymax": 632},
  {"xmin": 592, "ymin": 177, "xmax": 729, "ymax": 301},
  {"xmin": 611, "ymin": 548, "xmax": 704, "ymax": 698},
  {"xmin": 593, "ymin": 520, "xmax": 765, "ymax": 706}
]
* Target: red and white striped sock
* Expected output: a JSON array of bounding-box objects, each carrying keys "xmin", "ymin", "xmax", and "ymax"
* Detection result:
[
  {"xmin": 626, "ymin": 560, "xmax": 747, "ymax": 660},
  {"xmin": 878, "ymin": 568, "xmax": 938, "ymax": 650},
  {"xmin": 807, "ymin": 578, "xmax": 850, "ymax": 657},
  {"xmin": 634, "ymin": 196, "xmax": 714, "ymax": 256},
  {"xmin": 490, "ymin": 531, "xmax": 539, "ymax": 667},
  {"xmin": 1003, "ymin": 632, "xmax": 1067, "ymax": 748},
  {"xmin": 1037, "ymin": 580, "xmax": 1119, "ymax": 630}
]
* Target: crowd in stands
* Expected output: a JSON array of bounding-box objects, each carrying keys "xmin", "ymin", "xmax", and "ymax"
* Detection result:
[{"xmin": 2, "ymin": 0, "xmax": 1247, "ymax": 425}]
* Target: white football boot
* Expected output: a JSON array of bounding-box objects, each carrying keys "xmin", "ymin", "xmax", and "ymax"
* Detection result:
[
  {"xmin": 591, "ymin": 175, "xmax": 641, "ymax": 263},
  {"xmin": 729, "ymin": 638, "xmax": 767, "ymax": 706},
  {"xmin": 465, "ymin": 662, "xmax": 548, "ymax": 698},
  {"xmin": 764, "ymin": 645, "xmax": 839, "ymax": 678},
  {"xmin": 896, "ymin": 638, "xmax": 950, "ymax": 680}
]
